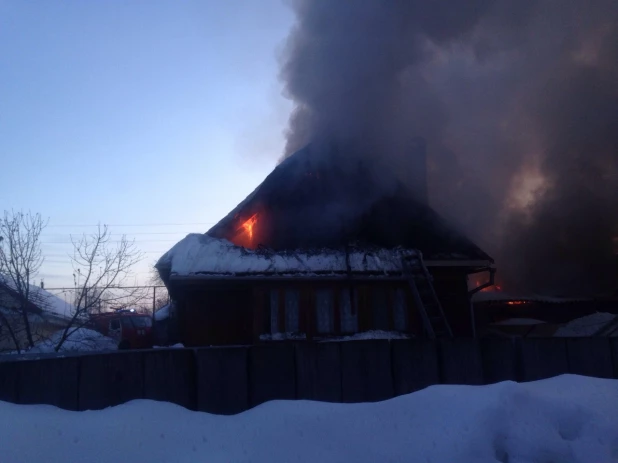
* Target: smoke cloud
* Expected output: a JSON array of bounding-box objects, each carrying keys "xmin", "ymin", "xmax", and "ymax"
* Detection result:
[{"xmin": 278, "ymin": 0, "xmax": 618, "ymax": 296}]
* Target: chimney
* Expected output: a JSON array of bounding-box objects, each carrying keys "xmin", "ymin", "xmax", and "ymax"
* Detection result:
[{"xmin": 408, "ymin": 137, "xmax": 428, "ymax": 205}]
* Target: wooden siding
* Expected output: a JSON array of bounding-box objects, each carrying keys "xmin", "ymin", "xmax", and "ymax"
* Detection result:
[{"xmin": 173, "ymin": 272, "xmax": 472, "ymax": 346}]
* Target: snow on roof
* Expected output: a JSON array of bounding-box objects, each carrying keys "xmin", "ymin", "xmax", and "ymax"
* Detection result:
[
  {"xmin": 472, "ymin": 290, "xmax": 592, "ymax": 304},
  {"xmin": 154, "ymin": 304, "xmax": 170, "ymax": 321},
  {"xmin": 554, "ymin": 312, "xmax": 618, "ymax": 337},
  {"xmin": 0, "ymin": 274, "xmax": 74, "ymax": 320},
  {"xmin": 0, "ymin": 374, "xmax": 617, "ymax": 462},
  {"xmin": 158, "ymin": 234, "xmax": 417, "ymax": 278}
]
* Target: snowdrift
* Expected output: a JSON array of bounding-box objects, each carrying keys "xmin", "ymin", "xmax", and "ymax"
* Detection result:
[{"xmin": 1, "ymin": 374, "xmax": 617, "ymax": 463}]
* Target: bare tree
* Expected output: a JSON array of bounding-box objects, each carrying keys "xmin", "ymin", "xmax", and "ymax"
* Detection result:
[
  {"xmin": 0, "ymin": 211, "xmax": 48, "ymax": 352},
  {"xmin": 54, "ymin": 224, "xmax": 144, "ymax": 351}
]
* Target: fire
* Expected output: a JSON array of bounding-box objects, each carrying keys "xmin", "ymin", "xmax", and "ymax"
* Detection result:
[
  {"xmin": 470, "ymin": 277, "xmax": 502, "ymax": 292},
  {"xmin": 507, "ymin": 300, "xmax": 527, "ymax": 305},
  {"xmin": 239, "ymin": 213, "xmax": 258, "ymax": 241}
]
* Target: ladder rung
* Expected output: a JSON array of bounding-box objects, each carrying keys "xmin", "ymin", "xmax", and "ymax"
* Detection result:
[{"xmin": 402, "ymin": 254, "xmax": 452, "ymax": 338}]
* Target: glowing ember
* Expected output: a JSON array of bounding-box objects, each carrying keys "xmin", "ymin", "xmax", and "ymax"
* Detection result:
[
  {"xmin": 239, "ymin": 213, "xmax": 258, "ymax": 241},
  {"xmin": 507, "ymin": 301, "xmax": 527, "ymax": 305}
]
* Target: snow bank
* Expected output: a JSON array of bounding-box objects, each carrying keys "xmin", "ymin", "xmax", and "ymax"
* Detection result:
[
  {"xmin": 260, "ymin": 332, "xmax": 307, "ymax": 341},
  {"xmin": 153, "ymin": 343, "xmax": 185, "ymax": 349},
  {"xmin": 554, "ymin": 312, "xmax": 618, "ymax": 337},
  {"xmin": 154, "ymin": 304, "xmax": 170, "ymax": 321},
  {"xmin": 1, "ymin": 375, "xmax": 617, "ymax": 463},
  {"xmin": 20, "ymin": 328, "xmax": 117, "ymax": 354},
  {"xmin": 321, "ymin": 330, "xmax": 410, "ymax": 341},
  {"xmin": 493, "ymin": 318, "xmax": 546, "ymax": 326},
  {"xmin": 158, "ymin": 234, "xmax": 416, "ymax": 277}
]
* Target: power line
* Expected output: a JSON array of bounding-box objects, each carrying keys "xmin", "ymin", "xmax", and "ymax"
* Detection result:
[
  {"xmin": 44, "ymin": 285, "xmax": 166, "ymax": 291},
  {"xmin": 40, "ymin": 239, "xmax": 182, "ymax": 244},
  {"xmin": 46, "ymin": 222, "xmax": 215, "ymax": 228},
  {"xmin": 41, "ymin": 231, "xmax": 199, "ymax": 236}
]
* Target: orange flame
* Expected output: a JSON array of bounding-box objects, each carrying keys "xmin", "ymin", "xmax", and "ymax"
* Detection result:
[
  {"xmin": 470, "ymin": 277, "xmax": 502, "ymax": 292},
  {"xmin": 240, "ymin": 213, "xmax": 258, "ymax": 241}
]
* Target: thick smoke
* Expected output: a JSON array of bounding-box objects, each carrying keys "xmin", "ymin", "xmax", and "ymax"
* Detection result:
[{"xmin": 279, "ymin": 0, "xmax": 618, "ymax": 296}]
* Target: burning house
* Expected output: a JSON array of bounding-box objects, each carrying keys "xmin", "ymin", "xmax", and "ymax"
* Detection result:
[{"xmin": 156, "ymin": 140, "xmax": 494, "ymax": 346}]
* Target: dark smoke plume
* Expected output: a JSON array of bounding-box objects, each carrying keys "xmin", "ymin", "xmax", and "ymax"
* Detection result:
[{"xmin": 279, "ymin": 0, "xmax": 618, "ymax": 297}]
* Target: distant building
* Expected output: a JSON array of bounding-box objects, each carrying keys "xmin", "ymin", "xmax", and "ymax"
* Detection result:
[{"xmin": 0, "ymin": 277, "xmax": 73, "ymax": 352}]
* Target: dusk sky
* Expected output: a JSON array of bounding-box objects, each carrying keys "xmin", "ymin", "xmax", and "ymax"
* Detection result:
[{"xmin": 0, "ymin": 1, "xmax": 294, "ymax": 287}]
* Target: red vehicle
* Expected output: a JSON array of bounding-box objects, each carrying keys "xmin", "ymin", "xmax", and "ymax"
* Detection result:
[{"xmin": 89, "ymin": 309, "xmax": 154, "ymax": 349}]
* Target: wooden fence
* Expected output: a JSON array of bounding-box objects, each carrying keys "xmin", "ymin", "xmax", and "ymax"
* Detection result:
[{"xmin": 0, "ymin": 338, "xmax": 617, "ymax": 414}]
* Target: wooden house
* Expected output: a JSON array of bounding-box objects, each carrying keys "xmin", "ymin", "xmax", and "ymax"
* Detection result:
[
  {"xmin": 156, "ymin": 141, "xmax": 494, "ymax": 346},
  {"xmin": 0, "ymin": 279, "xmax": 72, "ymax": 352}
]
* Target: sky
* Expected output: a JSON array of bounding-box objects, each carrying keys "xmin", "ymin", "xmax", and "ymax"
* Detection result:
[{"xmin": 0, "ymin": 0, "xmax": 294, "ymax": 288}]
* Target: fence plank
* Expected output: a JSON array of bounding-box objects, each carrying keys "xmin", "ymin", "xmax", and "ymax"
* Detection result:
[
  {"xmin": 295, "ymin": 342, "xmax": 341, "ymax": 402},
  {"xmin": 249, "ymin": 344, "xmax": 296, "ymax": 407},
  {"xmin": 341, "ymin": 340, "xmax": 394, "ymax": 403},
  {"xmin": 439, "ymin": 339, "xmax": 484, "ymax": 385},
  {"xmin": 196, "ymin": 347, "xmax": 248, "ymax": 415},
  {"xmin": 79, "ymin": 351, "xmax": 144, "ymax": 410},
  {"xmin": 0, "ymin": 360, "xmax": 19, "ymax": 403},
  {"xmin": 18, "ymin": 357, "xmax": 79, "ymax": 410},
  {"xmin": 520, "ymin": 338, "xmax": 569, "ymax": 381},
  {"xmin": 481, "ymin": 338, "xmax": 518, "ymax": 384},
  {"xmin": 566, "ymin": 338, "xmax": 613, "ymax": 379},
  {"xmin": 144, "ymin": 349, "xmax": 197, "ymax": 410},
  {"xmin": 391, "ymin": 339, "xmax": 439, "ymax": 395}
]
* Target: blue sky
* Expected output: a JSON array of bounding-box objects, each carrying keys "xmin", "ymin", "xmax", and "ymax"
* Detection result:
[{"xmin": 0, "ymin": 0, "xmax": 294, "ymax": 287}]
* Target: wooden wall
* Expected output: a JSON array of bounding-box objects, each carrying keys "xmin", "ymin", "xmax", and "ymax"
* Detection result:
[{"xmin": 172, "ymin": 269, "xmax": 472, "ymax": 346}]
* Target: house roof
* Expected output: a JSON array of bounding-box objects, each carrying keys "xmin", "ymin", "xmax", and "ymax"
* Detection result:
[
  {"xmin": 157, "ymin": 234, "xmax": 420, "ymax": 280},
  {"xmin": 472, "ymin": 290, "xmax": 596, "ymax": 304},
  {"xmin": 0, "ymin": 275, "xmax": 74, "ymax": 320},
  {"xmin": 206, "ymin": 143, "xmax": 492, "ymax": 262}
]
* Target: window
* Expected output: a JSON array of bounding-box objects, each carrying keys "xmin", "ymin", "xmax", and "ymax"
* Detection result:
[
  {"xmin": 340, "ymin": 288, "xmax": 358, "ymax": 333},
  {"xmin": 393, "ymin": 289, "xmax": 408, "ymax": 331},
  {"xmin": 371, "ymin": 287, "xmax": 390, "ymax": 331},
  {"xmin": 269, "ymin": 290, "xmax": 279, "ymax": 333},
  {"xmin": 285, "ymin": 290, "xmax": 300, "ymax": 333},
  {"xmin": 269, "ymin": 289, "xmax": 300, "ymax": 334},
  {"xmin": 315, "ymin": 289, "xmax": 334, "ymax": 334}
]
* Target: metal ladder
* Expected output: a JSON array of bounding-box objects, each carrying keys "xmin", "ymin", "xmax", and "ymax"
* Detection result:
[{"xmin": 401, "ymin": 253, "xmax": 453, "ymax": 338}]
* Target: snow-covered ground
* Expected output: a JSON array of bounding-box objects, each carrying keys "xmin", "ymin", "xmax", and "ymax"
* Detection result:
[
  {"xmin": 258, "ymin": 330, "xmax": 410, "ymax": 342},
  {"xmin": 154, "ymin": 303, "xmax": 170, "ymax": 321},
  {"xmin": 1, "ymin": 328, "xmax": 117, "ymax": 355},
  {"xmin": 321, "ymin": 329, "xmax": 410, "ymax": 341},
  {"xmin": 1, "ymin": 374, "xmax": 617, "ymax": 463},
  {"xmin": 29, "ymin": 328, "xmax": 118, "ymax": 353}
]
